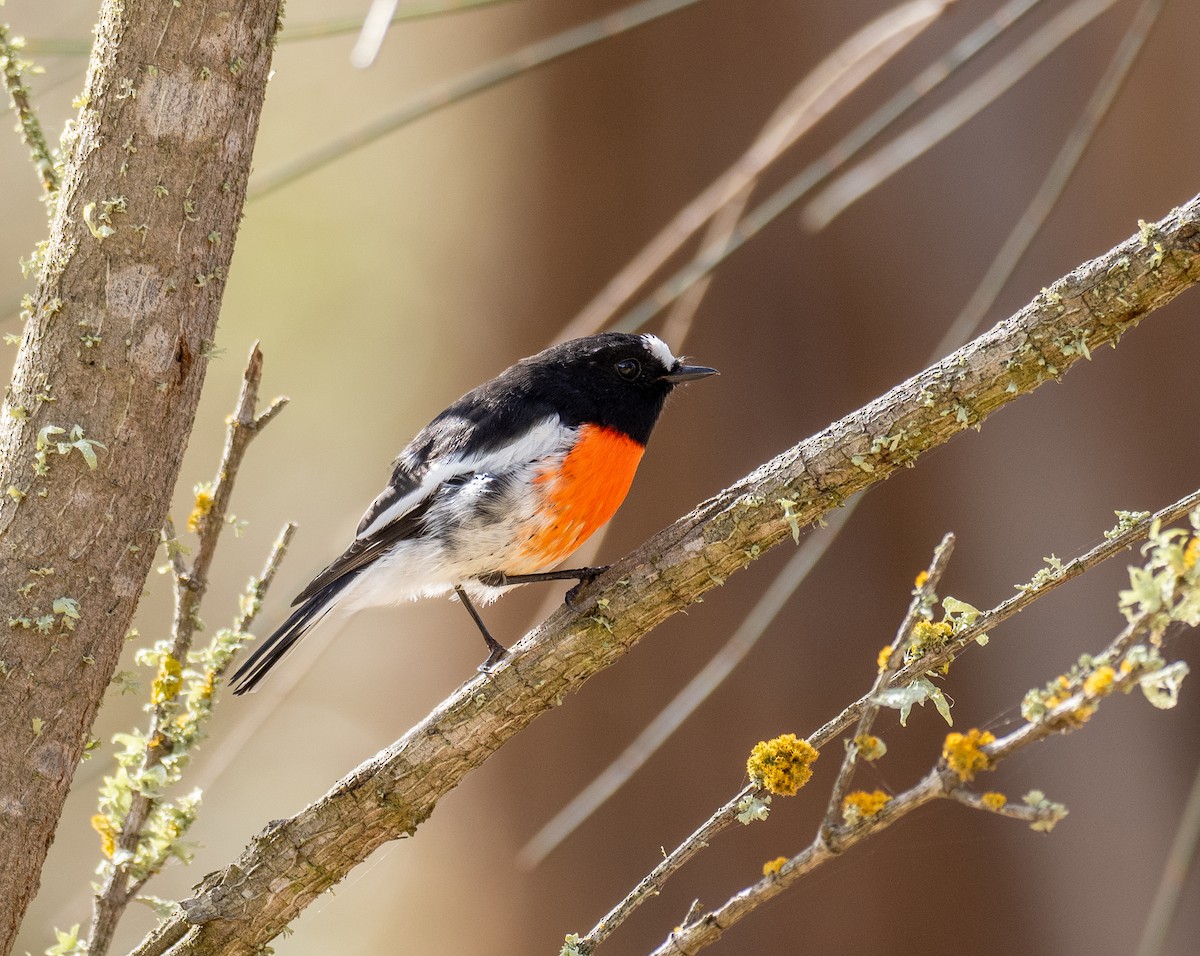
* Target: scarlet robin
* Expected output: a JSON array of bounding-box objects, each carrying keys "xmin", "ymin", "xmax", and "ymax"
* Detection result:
[{"xmin": 230, "ymin": 332, "xmax": 716, "ymax": 694}]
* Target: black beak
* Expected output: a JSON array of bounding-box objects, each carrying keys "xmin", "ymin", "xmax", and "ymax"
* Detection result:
[{"xmin": 663, "ymin": 363, "xmax": 718, "ymax": 384}]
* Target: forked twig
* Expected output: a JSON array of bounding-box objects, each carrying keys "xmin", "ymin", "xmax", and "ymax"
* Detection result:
[
  {"xmin": 573, "ymin": 490, "xmax": 1200, "ymax": 953},
  {"xmin": 818, "ymin": 532, "xmax": 954, "ymax": 837},
  {"xmin": 647, "ymin": 538, "xmax": 1196, "ymax": 955},
  {"xmin": 87, "ymin": 346, "xmax": 290, "ymax": 956}
]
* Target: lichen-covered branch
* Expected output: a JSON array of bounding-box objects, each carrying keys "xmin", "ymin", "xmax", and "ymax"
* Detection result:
[
  {"xmin": 0, "ymin": 20, "xmax": 57, "ymax": 193},
  {"xmin": 570, "ymin": 486, "xmax": 1200, "ymax": 953},
  {"xmin": 87, "ymin": 347, "xmax": 290, "ymax": 956},
  {"xmin": 646, "ymin": 514, "xmax": 1200, "ymax": 956},
  {"xmin": 817, "ymin": 533, "xmax": 954, "ymax": 838},
  {"xmin": 127, "ymin": 197, "xmax": 1200, "ymax": 956},
  {"xmin": 0, "ymin": 4, "xmax": 283, "ymax": 953}
]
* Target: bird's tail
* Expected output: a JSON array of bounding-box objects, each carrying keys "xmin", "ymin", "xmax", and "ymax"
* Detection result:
[{"xmin": 229, "ymin": 576, "xmax": 355, "ymax": 695}]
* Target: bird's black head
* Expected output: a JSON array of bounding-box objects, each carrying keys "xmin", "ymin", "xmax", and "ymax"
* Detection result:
[{"xmin": 524, "ymin": 332, "xmax": 717, "ymax": 445}]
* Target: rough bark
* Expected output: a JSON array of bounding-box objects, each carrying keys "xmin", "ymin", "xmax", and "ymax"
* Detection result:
[
  {"xmin": 0, "ymin": 3, "xmax": 282, "ymax": 952},
  {"xmin": 131, "ymin": 195, "xmax": 1199, "ymax": 956}
]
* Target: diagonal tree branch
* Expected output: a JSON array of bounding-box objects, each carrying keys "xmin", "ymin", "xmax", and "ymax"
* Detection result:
[{"xmin": 130, "ymin": 194, "xmax": 1199, "ymax": 956}]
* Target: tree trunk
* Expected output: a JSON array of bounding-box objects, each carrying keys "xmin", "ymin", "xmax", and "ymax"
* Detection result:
[{"xmin": 0, "ymin": 2, "xmax": 282, "ymax": 952}]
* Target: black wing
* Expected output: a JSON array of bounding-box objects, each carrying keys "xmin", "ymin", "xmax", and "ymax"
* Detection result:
[
  {"xmin": 289, "ymin": 369, "xmax": 566, "ymax": 605},
  {"xmin": 227, "ymin": 494, "xmax": 437, "ymax": 695},
  {"xmin": 290, "ymin": 491, "xmax": 436, "ymax": 604}
]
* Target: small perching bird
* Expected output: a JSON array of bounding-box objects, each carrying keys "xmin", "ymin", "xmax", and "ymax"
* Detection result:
[{"xmin": 230, "ymin": 333, "xmax": 716, "ymax": 694}]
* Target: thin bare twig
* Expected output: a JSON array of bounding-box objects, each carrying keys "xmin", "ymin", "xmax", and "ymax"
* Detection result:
[
  {"xmin": 802, "ymin": 0, "xmax": 1126, "ymax": 230},
  {"xmin": 608, "ymin": 0, "xmax": 1057, "ymax": 334},
  {"xmin": 928, "ymin": 0, "xmax": 1167, "ymax": 359},
  {"xmin": 351, "ymin": 0, "xmax": 399, "ymax": 68},
  {"xmin": 1136, "ymin": 756, "xmax": 1200, "ymax": 956},
  {"xmin": 556, "ymin": 0, "xmax": 951, "ymax": 343},
  {"xmin": 22, "ymin": 0, "xmax": 526, "ymax": 54},
  {"xmin": 87, "ymin": 345, "xmax": 290, "ymax": 956},
  {"xmin": 249, "ymin": 0, "xmax": 708, "ymax": 200}
]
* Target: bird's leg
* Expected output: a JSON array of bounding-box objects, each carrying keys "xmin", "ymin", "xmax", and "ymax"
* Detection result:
[
  {"xmin": 478, "ymin": 566, "xmax": 610, "ymax": 609},
  {"xmin": 455, "ymin": 585, "xmax": 508, "ymax": 671}
]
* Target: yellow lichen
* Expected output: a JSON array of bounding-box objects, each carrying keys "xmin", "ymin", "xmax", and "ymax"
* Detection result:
[
  {"xmin": 942, "ymin": 728, "xmax": 996, "ymax": 781},
  {"xmin": 981, "ymin": 791, "xmax": 1007, "ymax": 811},
  {"xmin": 914, "ymin": 570, "xmax": 929, "ymax": 588},
  {"xmin": 150, "ymin": 655, "xmax": 183, "ymax": 704},
  {"xmin": 1083, "ymin": 665, "xmax": 1117, "ymax": 697},
  {"xmin": 841, "ymin": 789, "xmax": 891, "ymax": 825},
  {"xmin": 762, "ymin": 856, "xmax": 788, "ymax": 877},
  {"xmin": 905, "ymin": 619, "xmax": 954, "ymax": 675},
  {"xmin": 195, "ymin": 667, "xmax": 216, "ymax": 701},
  {"xmin": 1184, "ymin": 536, "xmax": 1199, "ymax": 570},
  {"xmin": 747, "ymin": 734, "xmax": 819, "ymax": 796},
  {"xmin": 187, "ymin": 484, "xmax": 215, "ymax": 533},
  {"xmin": 1061, "ymin": 702, "xmax": 1097, "ymax": 727},
  {"xmin": 91, "ymin": 813, "xmax": 116, "ymax": 858},
  {"xmin": 853, "ymin": 734, "xmax": 886, "ymax": 761},
  {"xmin": 911, "ymin": 619, "xmax": 953, "ymax": 651},
  {"xmin": 877, "ymin": 644, "xmax": 893, "ymax": 672}
]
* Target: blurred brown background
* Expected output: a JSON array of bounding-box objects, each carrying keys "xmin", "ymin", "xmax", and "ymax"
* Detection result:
[{"xmin": 5, "ymin": 0, "xmax": 1199, "ymax": 953}]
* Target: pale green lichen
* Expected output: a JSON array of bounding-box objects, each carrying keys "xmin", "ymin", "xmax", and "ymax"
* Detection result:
[
  {"xmin": 1023, "ymin": 790, "xmax": 1068, "ymax": 833},
  {"xmin": 1118, "ymin": 514, "xmax": 1200, "ymax": 635},
  {"xmin": 1105, "ymin": 510, "xmax": 1151, "ymax": 541},
  {"xmin": 82, "ymin": 196, "xmax": 126, "ymax": 241},
  {"xmin": 1016, "ymin": 554, "xmax": 1066, "ymax": 593},
  {"xmin": 51, "ymin": 596, "xmax": 80, "ymax": 630},
  {"xmin": 559, "ymin": 935, "xmax": 585, "ymax": 956},
  {"xmin": 869, "ymin": 429, "xmax": 906, "ymax": 454},
  {"xmin": 877, "ymin": 677, "xmax": 952, "ymax": 727},
  {"xmin": 1139, "ymin": 661, "xmax": 1188, "ymax": 710},
  {"xmin": 43, "ymin": 923, "xmax": 85, "ymax": 956},
  {"xmin": 735, "ymin": 792, "xmax": 771, "ymax": 825},
  {"xmin": 777, "ymin": 497, "xmax": 802, "ymax": 544},
  {"xmin": 34, "ymin": 424, "xmax": 105, "ymax": 476}
]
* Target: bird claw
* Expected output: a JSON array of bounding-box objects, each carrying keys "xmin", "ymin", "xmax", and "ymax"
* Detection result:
[
  {"xmin": 479, "ymin": 645, "xmax": 508, "ymax": 672},
  {"xmin": 565, "ymin": 565, "xmax": 609, "ymax": 609}
]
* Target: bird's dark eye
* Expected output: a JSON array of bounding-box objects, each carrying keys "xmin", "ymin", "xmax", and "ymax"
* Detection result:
[{"xmin": 615, "ymin": 358, "xmax": 641, "ymax": 380}]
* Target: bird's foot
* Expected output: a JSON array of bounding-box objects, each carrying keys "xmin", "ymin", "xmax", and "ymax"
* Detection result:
[
  {"xmin": 564, "ymin": 565, "xmax": 609, "ymax": 609},
  {"xmin": 478, "ymin": 643, "xmax": 509, "ymax": 673}
]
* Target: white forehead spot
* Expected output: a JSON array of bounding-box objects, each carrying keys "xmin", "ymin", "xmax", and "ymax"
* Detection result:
[{"xmin": 640, "ymin": 333, "xmax": 678, "ymax": 370}]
